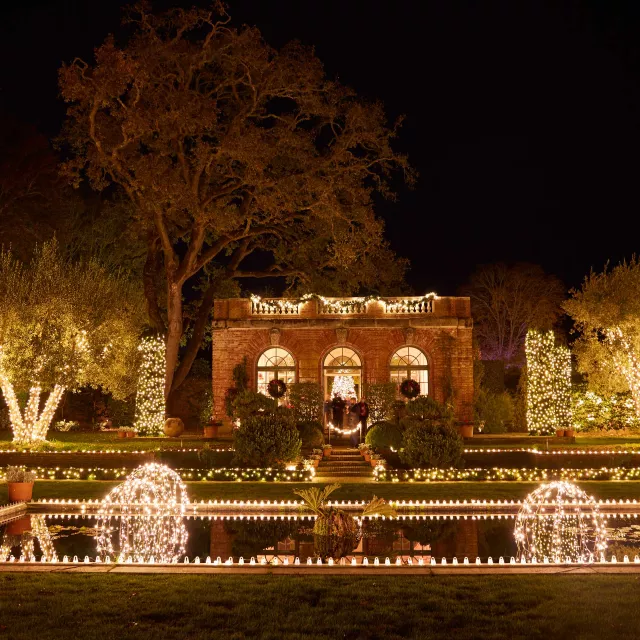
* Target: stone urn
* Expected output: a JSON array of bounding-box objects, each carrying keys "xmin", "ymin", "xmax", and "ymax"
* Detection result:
[
  {"xmin": 164, "ymin": 417, "xmax": 185, "ymax": 438},
  {"xmin": 458, "ymin": 424, "xmax": 473, "ymax": 438},
  {"xmin": 203, "ymin": 421, "xmax": 220, "ymax": 439}
]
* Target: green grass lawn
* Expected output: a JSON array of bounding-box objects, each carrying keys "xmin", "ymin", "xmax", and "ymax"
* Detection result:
[
  {"xmin": 468, "ymin": 435, "xmax": 640, "ymax": 450},
  {"xmin": 0, "ymin": 573, "xmax": 638, "ymax": 639},
  {"xmin": 0, "ymin": 430, "xmax": 231, "ymax": 452},
  {"xmin": 4, "ymin": 480, "xmax": 640, "ymax": 504}
]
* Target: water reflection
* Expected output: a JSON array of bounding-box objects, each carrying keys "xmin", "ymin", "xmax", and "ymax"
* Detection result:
[{"xmin": 1, "ymin": 512, "xmax": 639, "ymax": 563}]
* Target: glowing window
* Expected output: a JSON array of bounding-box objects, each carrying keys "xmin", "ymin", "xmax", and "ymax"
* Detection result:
[
  {"xmin": 256, "ymin": 347, "xmax": 296, "ymax": 396},
  {"xmin": 389, "ymin": 346, "xmax": 428, "ymax": 396}
]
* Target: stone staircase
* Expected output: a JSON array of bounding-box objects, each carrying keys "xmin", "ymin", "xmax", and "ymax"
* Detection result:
[{"xmin": 315, "ymin": 446, "xmax": 373, "ymax": 479}]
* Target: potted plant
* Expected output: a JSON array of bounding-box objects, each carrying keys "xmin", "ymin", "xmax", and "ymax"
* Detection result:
[
  {"xmin": 310, "ymin": 454, "xmax": 321, "ymax": 468},
  {"xmin": 458, "ymin": 423, "xmax": 474, "ymax": 438},
  {"xmin": 555, "ymin": 429, "xmax": 565, "ymax": 438},
  {"xmin": 5, "ymin": 466, "xmax": 36, "ymax": 502},
  {"xmin": 363, "ymin": 448, "xmax": 371, "ymax": 462},
  {"xmin": 370, "ymin": 454, "xmax": 382, "ymax": 468},
  {"xmin": 358, "ymin": 443, "xmax": 368, "ymax": 457},
  {"xmin": 204, "ymin": 419, "xmax": 222, "ymax": 439},
  {"xmin": 126, "ymin": 429, "xmax": 136, "ymax": 438},
  {"xmin": 564, "ymin": 427, "xmax": 576, "ymax": 438},
  {"xmin": 322, "ymin": 444, "xmax": 332, "ymax": 457},
  {"xmin": 117, "ymin": 428, "xmax": 127, "ymax": 439}
]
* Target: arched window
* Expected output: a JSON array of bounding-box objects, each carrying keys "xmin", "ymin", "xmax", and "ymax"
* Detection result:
[
  {"xmin": 256, "ymin": 347, "xmax": 296, "ymax": 396},
  {"xmin": 390, "ymin": 346, "xmax": 429, "ymax": 396},
  {"xmin": 323, "ymin": 347, "xmax": 362, "ymax": 400}
]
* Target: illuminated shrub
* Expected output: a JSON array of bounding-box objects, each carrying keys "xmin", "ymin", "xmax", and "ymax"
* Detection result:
[{"xmin": 233, "ymin": 410, "xmax": 301, "ymax": 467}]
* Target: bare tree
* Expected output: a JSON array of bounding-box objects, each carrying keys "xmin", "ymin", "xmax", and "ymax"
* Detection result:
[
  {"xmin": 59, "ymin": 3, "xmax": 413, "ymax": 399},
  {"xmin": 463, "ymin": 263, "xmax": 565, "ymax": 364}
]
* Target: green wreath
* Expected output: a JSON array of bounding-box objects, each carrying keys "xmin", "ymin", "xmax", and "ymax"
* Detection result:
[
  {"xmin": 400, "ymin": 378, "xmax": 420, "ymax": 399},
  {"xmin": 267, "ymin": 378, "xmax": 287, "ymax": 398}
]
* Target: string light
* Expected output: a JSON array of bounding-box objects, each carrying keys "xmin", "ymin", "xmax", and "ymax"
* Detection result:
[
  {"xmin": 96, "ymin": 463, "xmax": 189, "ymax": 563},
  {"xmin": 250, "ymin": 293, "xmax": 438, "ymax": 315},
  {"xmin": 525, "ymin": 330, "xmax": 572, "ymax": 436},
  {"xmin": 606, "ymin": 327, "xmax": 640, "ymax": 417},
  {"xmin": 330, "ymin": 421, "xmax": 361, "ymax": 436},
  {"xmin": 514, "ymin": 481, "xmax": 608, "ymax": 563},
  {"xmin": 134, "ymin": 335, "xmax": 166, "ymax": 436},
  {"xmin": 0, "ymin": 363, "xmax": 65, "ymax": 446}
]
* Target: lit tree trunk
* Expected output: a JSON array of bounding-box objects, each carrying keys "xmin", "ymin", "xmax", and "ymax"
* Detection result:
[
  {"xmin": 608, "ymin": 329, "xmax": 640, "ymax": 419},
  {"xmin": 0, "ymin": 375, "xmax": 65, "ymax": 445}
]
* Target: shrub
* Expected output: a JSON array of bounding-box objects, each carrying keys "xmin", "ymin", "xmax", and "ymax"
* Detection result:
[
  {"xmin": 298, "ymin": 421, "xmax": 325, "ymax": 448},
  {"xmin": 5, "ymin": 466, "xmax": 36, "ymax": 483},
  {"xmin": 400, "ymin": 420, "xmax": 463, "ymax": 468},
  {"xmin": 572, "ymin": 390, "xmax": 640, "ymax": 432},
  {"xmin": 365, "ymin": 421, "xmax": 403, "ymax": 450},
  {"xmin": 405, "ymin": 395, "xmax": 454, "ymax": 425},
  {"xmin": 474, "ymin": 390, "xmax": 514, "ymax": 434},
  {"xmin": 289, "ymin": 383, "xmax": 323, "ymax": 423},
  {"xmin": 233, "ymin": 409, "xmax": 302, "ymax": 467},
  {"xmin": 232, "ymin": 390, "xmax": 275, "ymax": 421},
  {"xmin": 365, "ymin": 383, "xmax": 398, "ymax": 423}
]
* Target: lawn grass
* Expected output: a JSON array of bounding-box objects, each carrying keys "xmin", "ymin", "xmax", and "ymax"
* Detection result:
[
  {"xmin": 0, "ymin": 431, "xmax": 230, "ymax": 452},
  {"xmin": 469, "ymin": 436, "xmax": 640, "ymax": 450},
  {"xmin": 0, "ymin": 573, "xmax": 639, "ymax": 639},
  {"xmin": 4, "ymin": 480, "xmax": 640, "ymax": 504}
]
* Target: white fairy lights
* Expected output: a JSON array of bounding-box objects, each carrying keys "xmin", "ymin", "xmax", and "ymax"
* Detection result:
[
  {"xmin": 96, "ymin": 463, "xmax": 189, "ymax": 563},
  {"xmin": 514, "ymin": 481, "xmax": 608, "ymax": 563},
  {"xmin": 525, "ymin": 330, "xmax": 572, "ymax": 436},
  {"xmin": 134, "ymin": 335, "xmax": 166, "ymax": 436},
  {"xmin": 331, "ymin": 375, "xmax": 356, "ymax": 400}
]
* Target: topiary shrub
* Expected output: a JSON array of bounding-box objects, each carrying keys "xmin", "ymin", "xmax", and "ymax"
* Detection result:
[
  {"xmin": 400, "ymin": 420, "xmax": 463, "ymax": 468},
  {"xmin": 233, "ymin": 409, "xmax": 301, "ymax": 467},
  {"xmin": 289, "ymin": 383, "xmax": 323, "ymax": 423},
  {"xmin": 405, "ymin": 395, "xmax": 454, "ymax": 425},
  {"xmin": 474, "ymin": 390, "xmax": 514, "ymax": 434},
  {"xmin": 365, "ymin": 421, "xmax": 403, "ymax": 450},
  {"xmin": 232, "ymin": 390, "xmax": 275, "ymax": 421},
  {"xmin": 297, "ymin": 421, "xmax": 325, "ymax": 448}
]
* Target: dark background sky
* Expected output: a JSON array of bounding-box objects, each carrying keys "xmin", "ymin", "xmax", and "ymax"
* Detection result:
[{"xmin": 1, "ymin": 0, "xmax": 639, "ymax": 295}]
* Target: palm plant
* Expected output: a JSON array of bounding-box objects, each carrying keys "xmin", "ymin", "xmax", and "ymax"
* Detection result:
[{"xmin": 293, "ymin": 483, "xmax": 396, "ymax": 559}]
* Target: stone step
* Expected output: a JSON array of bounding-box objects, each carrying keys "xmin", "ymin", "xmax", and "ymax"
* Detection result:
[
  {"xmin": 315, "ymin": 472, "xmax": 372, "ymax": 478},
  {"xmin": 318, "ymin": 466, "xmax": 371, "ymax": 472}
]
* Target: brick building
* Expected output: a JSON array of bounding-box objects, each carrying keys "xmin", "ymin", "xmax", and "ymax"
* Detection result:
[{"xmin": 212, "ymin": 295, "xmax": 474, "ymax": 426}]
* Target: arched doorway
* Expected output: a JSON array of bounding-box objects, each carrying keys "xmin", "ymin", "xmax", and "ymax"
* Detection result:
[{"xmin": 323, "ymin": 347, "xmax": 362, "ymax": 401}]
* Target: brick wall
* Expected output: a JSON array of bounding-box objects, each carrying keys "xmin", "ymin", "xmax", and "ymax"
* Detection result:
[{"xmin": 212, "ymin": 297, "xmax": 474, "ymax": 425}]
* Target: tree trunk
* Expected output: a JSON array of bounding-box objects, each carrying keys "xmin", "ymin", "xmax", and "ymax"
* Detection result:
[
  {"xmin": 164, "ymin": 280, "xmax": 183, "ymax": 401},
  {"xmin": 143, "ymin": 235, "xmax": 166, "ymax": 332},
  {"xmin": 0, "ymin": 379, "xmax": 65, "ymax": 445},
  {"xmin": 170, "ymin": 281, "xmax": 217, "ymax": 394}
]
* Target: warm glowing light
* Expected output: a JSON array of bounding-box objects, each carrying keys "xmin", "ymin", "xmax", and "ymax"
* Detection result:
[
  {"xmin": 331, "ymin": 375, "xmax": 356, "ymax": 400},
  {"xmin": 96, "ymin": 463, "xmax": 189, "ymax": 563},
  {"xmin": 525, "ymin": 330, "xmax": 572, "ymax": 436},
  {"xmin": 514, "ymin": 481, "xmax": 607, "ymax": 562},
  {"xmin": 134, "ymin": 335, "xmax": 166, "ymax": 435}
]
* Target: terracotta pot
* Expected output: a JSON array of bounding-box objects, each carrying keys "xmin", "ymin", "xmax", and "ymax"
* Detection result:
[
  {"xmin": 126, "ymin": 430, "xmax": 135, "ymax": 438},
  {"xmin": 458, "ymin": 424, "xmax": 473, "ymax": 438},
  {"xmin": 5, "ymin": 516, "xmax": 32, "ymax": 535},
  {"xmin": 370, "ymin": 459, "xmax": 378, "ymax": 467},
  {"xmin": 117, "ymin": 430, "xmax": 127, "ymax": 439},
  {"xmin": 203, "ymin": 425, "xmax": 219, "ymax": 439},
  {"xmin": 8, "ymin": 482, "xmax": 34, "ymax": 503},
  {"xmin": 556, "ymin": 429, "xmax": 565, "ymax": 438},
  {"xmin": 323, "ymin": 448, "xmax": 331, "ymax": 457},
  {"xmin": 312, "ymin": 459, "xmax": 320, "ymax": 468},
  {"xmin": 565, "ymin": 429, "xmax": 575, "ymax": 438},
  {"xmin": 364, "ymin": 453, "xmax": 371, "ymax": 462}
]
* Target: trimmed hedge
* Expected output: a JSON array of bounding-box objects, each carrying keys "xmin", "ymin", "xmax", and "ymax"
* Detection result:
[{"xmin": 365, "ymin": 421, "xmax": 403, "ymax": 450}]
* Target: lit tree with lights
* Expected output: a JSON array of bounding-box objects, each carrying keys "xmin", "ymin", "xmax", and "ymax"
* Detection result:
[
  {"xmin": 0, "ymin": 241, "xmax": 146, "ymax": 445},
  {"xmin": 134, "ymin": 334, "xmax": 166, "ymax": 435},
  {"xmin": 564, "ymin": 259, "xmax": 640, "ymax": 418},
  {"xmin": 525, "ymin": 330, "xmax": 572, "ymax": 435},
  {"xmin": 331, "ymin": 375, "xmax": 356, "ymax": 400}
]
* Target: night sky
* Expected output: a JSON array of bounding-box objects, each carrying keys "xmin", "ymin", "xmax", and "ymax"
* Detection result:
[{"xmin": 1, "ymin": 0, "xmax": 638, "ymax": 295}]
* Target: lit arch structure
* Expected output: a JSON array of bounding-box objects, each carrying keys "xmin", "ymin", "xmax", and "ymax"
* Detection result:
[
  {"xmin": 256, "ymin": 347, "xmax": 296, "ymax": 396},
  {"xmin": 390, "ymin": 346, "xmax": 429, "ymax": 396}
]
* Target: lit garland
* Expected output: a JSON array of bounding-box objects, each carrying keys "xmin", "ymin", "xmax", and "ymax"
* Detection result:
[
  {"xmin": 373, "ymin": 466, "xmax": 640, "ymax": 482},
  {"xmin": 96, "ymin": 463, "xmax": 189, "ymax": 563},
  {"xmin": 329, "ymin": 421, "xmax": 361, "ymax": 436},
  {"xmin": 250, "ymin": 292, "xmax": 438, "ymax": 315},
  {"xmin": 0, "ymin": 466, "xmax": 314, "ymax": 482},
  {"xmin": 134, "ymin": 335, "xmax": 166, "ymax": 436},
  {"xmin": 514, "ymin": 481, "xmax": 608, "ymax": 562},
  {"xmin": 331, "ymin": 375, "xmax": 356, "ymax": 400},
  {"xmin": 525, "ymin": 330, "xmax": 572, "ymax": 436}
]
